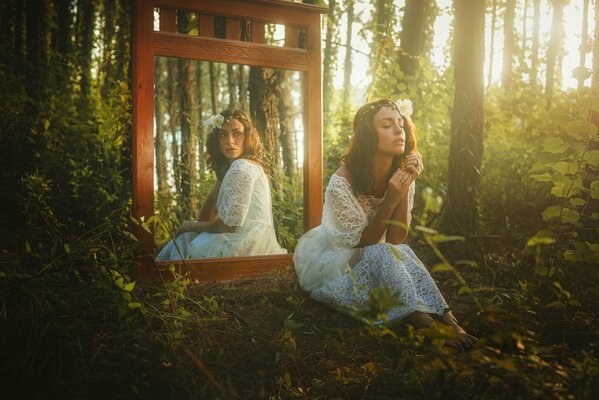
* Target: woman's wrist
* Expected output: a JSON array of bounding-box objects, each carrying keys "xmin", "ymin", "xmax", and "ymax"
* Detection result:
[{"xmin": 383, "ymin": 192, "xmax": 403, "ymax": 208}]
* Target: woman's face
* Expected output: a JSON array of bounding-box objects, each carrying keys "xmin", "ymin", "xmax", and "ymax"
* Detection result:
[
  {"xmin": 218, "ymin": 118, "xmax": 246, "ymax": 161},
  {"xmin": 372, "ymin": 106, "xmax": 405, "ymax": 156}
]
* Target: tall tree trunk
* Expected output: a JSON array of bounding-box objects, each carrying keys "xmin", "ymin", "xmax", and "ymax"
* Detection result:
[
  {"xmin": 276, "ymin": 70, "xmax": 296, "ymax": 179},
  {"xmin": 25, "ymin": 0, "xmax": 48, "ymax": 119},
  {"xmin": 15, "ymin": 0, "xmax": 24, "ymax": 67},
  {"xmin": 592, "ymin": 0, "xmax": 599, "ymax": 102},
  {"xmin": 546, "ymin": 0, "xmax": 566, "ymax": 109},
  {"xmin": 370, "ymin": 0, "xmax": 392, "ymax": 79},
  {"xmin": 116, "ymin": 0, "xmax": 132, "ymax": 181},
  {"xmin": 441, "ymin": 0, "xmax": 485, "ymax": 235},
  {"xmin": 77, "ymin": 0, "xmax": 95, "ymax": 111},
  {"xmin": 584, "ymin": 0, "xmax": 599, "ymax": 233},
  {"xmin": 577, "ymin": 0, "xmax": 590, "ymax": 90},
  {"xmin": 238, "ymin": 21, "xmax": 250, "ymax": 110},
  {"xmin": 154, "ymin": 58, "xmax": 169, "ymax": 203},
  {"xmin": 502, "ymin": 0, "xmax": 516, "ymax": 90},
  {"xmin": 227, "ymin": 64, "xmax": 237, "ymax": 108},
  {"xmin": 114, "ymin": 0, "xmax": 131, "ymax": 85},
  {"xmin": 342, "ymin": 0, "xmax": 354, "ymax": 106},
  {"xmin": 2, "ymin": 0, "xmax": 13, "ymax": 61},
  {"xmin": 249, "ymin": 67, "xmax": 279, "ymax": 164},
  {"xmin": 101, "ymin": 0, "xmax": 116, "ymax": 98},
  {"xmin": 487, "ymin": 0, "xmax": 497, "ymax": 88},
  {"xmin": 177, "ymin": 12, "xmax": 198, "ymax": 215},
  {"xmin": 322, "ymin": 0, "xmax": 337, "ymax": 124},
  {"xmin": 195, "ymin": 61, "xmax": 205, "ymax": 178},
  {"xmin": 238, "ymin": 65, "xmax": 248, "ymax": 110},
  {"xmin": 53, "ymin": 0, "xmax": 72, "ymax": 88},
  {"xmin": 167, "ymin": 58, "xmax": 181, "ymax": 194},
  {"xmin": 55, "ymin": 0, "xmax": 72, "ymax": 55},
  {"xmin": 520, "ymin": 0, "xmax": 529, "ymax": 71},
  {"xmin": 209, "ymin": 62, "xmax": 219, "ymax": 114},
  {"xmin": 531, "ymin": 0, "xmax": 541, "ymax": 85},
  {"xmin": 399, "ymin": 0, "xmax": 436, "ymax": 77}
]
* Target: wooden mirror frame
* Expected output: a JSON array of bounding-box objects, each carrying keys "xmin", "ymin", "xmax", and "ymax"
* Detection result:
[{"xmin": 133, "ymin": 0, "xmax": 326, "ymax": 281}]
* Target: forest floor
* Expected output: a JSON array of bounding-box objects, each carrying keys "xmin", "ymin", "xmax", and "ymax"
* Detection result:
[{"xmin": 2, "ymin": 241, "xmax": 599, "ymax": 399}]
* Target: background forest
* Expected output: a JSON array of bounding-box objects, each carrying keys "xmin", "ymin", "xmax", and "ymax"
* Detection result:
[{"xmin": 1, "ymin": 0, "xmax": 599, "ymax": 399}]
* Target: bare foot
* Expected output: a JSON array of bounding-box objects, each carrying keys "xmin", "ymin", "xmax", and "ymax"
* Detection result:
[
  {"xmin": 436, "ymin": 312, "xmax": 477, "ymax": 351},
  {"xmin": 403, "ymin": 311, "xmax": 477, "ymax": 351},
  {"xmin": 445, "ymin": 330, "xmax": 478, "ymax": 352}
]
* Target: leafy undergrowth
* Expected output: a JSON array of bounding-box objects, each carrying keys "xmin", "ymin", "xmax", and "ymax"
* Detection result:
[{"xmin": 2, "ymin": 240, "xmax": 598, "ymax": 399}]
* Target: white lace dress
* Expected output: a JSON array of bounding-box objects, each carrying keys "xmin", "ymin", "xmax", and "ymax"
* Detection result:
[
  {"xmin": 293, "ymin": 174, "xmax": 448, "ymax": 321},
  {"xmin": 156, "ymin": 159, "xmax": 286, "ymax": 260}
]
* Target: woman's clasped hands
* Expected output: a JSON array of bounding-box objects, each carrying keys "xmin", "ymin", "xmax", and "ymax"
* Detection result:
[{"xmin": 386, "ymin": 153, "xmax": 423, "ymax": 204}]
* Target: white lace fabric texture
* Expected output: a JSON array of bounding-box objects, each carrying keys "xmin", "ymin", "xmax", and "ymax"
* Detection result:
[
  {"xmin": 156, "ymin": 159, "xmax": 286, "ymax": 260},
  {"xmin": 294, "ymin": 174, "xmax": 448, "ymax": 321}
]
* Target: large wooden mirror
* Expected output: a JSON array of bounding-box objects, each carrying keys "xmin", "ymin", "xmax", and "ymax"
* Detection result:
[{"xmin": 133, "ymin": 0, "xmax": 326, "ymax": 281}]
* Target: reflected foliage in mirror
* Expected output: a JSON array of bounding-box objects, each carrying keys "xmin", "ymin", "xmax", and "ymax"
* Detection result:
[{"xmin": 153, "ymin": 57, "xmax": 304, "ymax": 258}]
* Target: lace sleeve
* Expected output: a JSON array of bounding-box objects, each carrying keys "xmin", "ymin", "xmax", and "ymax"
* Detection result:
[
  {"xmin": 218, "ymin": 160, "xmax": 257, "ymax": 227},
  {"xmin": 321, "ymin": 176, "xmax": 368, "ymax": 249},
  {"xmin": 407, "ymin": 180, "xmax": 415, "ymax": 227}
]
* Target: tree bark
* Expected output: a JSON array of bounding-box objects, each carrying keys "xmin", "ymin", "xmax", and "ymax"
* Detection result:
[
  {"xmin": 154, "ymin": 58, "xmax": 169, "ymax": 203},
  {"xmin": 342, "ymin": 0, "xmax": 354, "ymax": 106},
  {"xmin": 52, "ymin": 0, "xmax": 72, "ymax": 88},
  {"xmin": 593, "ymin": 0, "xmax": 599, "ymax": 99},
  {"xmin": 584, "ymin": 0, "xmax": 599, "ymax": 232},
  {"xmin": 195, "ymin": 61, "xmax": 205, "ymax": 178},
  {"xmin": 227, "ymin": 63, "xmax": 237, "ymax": 108},
  {"xmin": 322, "ymin": 0, "xmax": 337, "ymax": 123},
  {"xmin": 249, "ymin": 67, "xmax": 279, "ymax": 163},
  {"xmin": 77, "ymin": 0, "xmax": 95, "ymax": 111},
  {"xmin": 55, "ymin": 0, "xmax": 72, "ymax": 56},
  {"xmin": 441, "ymin": 0, "xmax": 485, "ymax": 235},
  {"xmin": 520, "ymin": 0, "xmax": 528, "ymax": 70},
  {"xmin": 238, "ymin": 65, "xmax": 248, "ymax": 111},
  {"xmin": 577, "ymin": 0, "xmax": 590, "ymax": 90},
  {"xmin": 100, "ymin": 0, "xmax": 116, "ymax": 98},
  {"xmin": 25, "ymin": 0, "xmax": 48, "ymax": 118},
  {"xmin": 276, "ymin": 70, "xmax": 296, "ymax": 179},
  {"xmin": 177, "ymin": 12, "xmax": 198, "ymax": 215},
  {"xmin": 487, "ymin": 0, "xmax": 497, "ymax": 88},
  {"xmin": 546, "ymin": 0, "xmax": 566, "ymax": 109},
  {"xmin": 399, "ymin": 0, "xmax": 436, "ymax": 77},
  {"xmin": 167, "ymin": 58, "xmax": 181, "ymax": 194},
  {"xmin": 114, "ymin": 0, "xmax": 131, "ymax": 85},
  {"xmin": 15, "ymin": 0, "xmax": 24, "ymax": 67},
  {"xmin": 2, "ymin": 0, "xmax": 13, "ymax": 61},
  {"xmin": 502, "ymin": 0, "xmax": 516, "ymax": 90},
  {"xmin": 209, "ymin": 62, "xmax": 219, "ymax": 114},
  {"xmin": 371, "ymin": 0, "xmax": 392, "ymax": 77},
  {"xmin": 531, "ymin": 0, "xmax": 541, "ymax": 85}
]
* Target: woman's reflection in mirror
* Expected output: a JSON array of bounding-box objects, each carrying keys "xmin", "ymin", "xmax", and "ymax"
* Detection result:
[{"xmin": 156, "ymin": 109, "xmax": 286, "ymax": 260}]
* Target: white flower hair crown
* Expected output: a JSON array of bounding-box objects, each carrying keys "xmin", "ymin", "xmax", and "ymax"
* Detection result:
[
  {"xmin": 395, "ymin": 99, "xmax": 413, "ymax": 118},
  {"xmin": 203, "ymin": 114, "xmax": 225, "ymax": 132}
]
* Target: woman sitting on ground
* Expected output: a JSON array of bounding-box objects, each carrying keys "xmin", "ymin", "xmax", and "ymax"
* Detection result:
[
  {"xmin": 156, "ymin": 108, "xmax": 286, "ymax": 261},
  {"xmin": 293, "ymin": 99, "xmax": 477, "ymax": 351}
]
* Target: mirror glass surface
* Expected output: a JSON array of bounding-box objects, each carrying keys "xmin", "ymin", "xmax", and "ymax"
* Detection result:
[{"xmin": 153, "ymin": 57, "xmax": 304, "ymax": 260}]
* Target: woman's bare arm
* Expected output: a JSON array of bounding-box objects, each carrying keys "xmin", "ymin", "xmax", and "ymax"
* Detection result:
[
  {"xmin": 386, "ymin": 158, "xmax": 422, "ymax": 244},
  {"xmin": 197, "ymin": 180, "xmax": 221, "ymax": 221},
  {"xmin": 386, "ymin": 184, "xmax": 411, "ymax": 244},
  {"xmin": 176, "ymin": 218, "xmax": 235, "ymax": 236},
  {"xmin": 358, "ymin": 168, "xmax": 412, "ymax": 247}
]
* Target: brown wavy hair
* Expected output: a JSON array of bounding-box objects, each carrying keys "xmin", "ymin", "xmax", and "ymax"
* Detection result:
[
  {"xmin": 205, "ymin": 108, "xmax": 267, "ymax": 180},
  {"xmin": 342, "ymin": 98, "xmax": 418, "ymax": 195}
]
